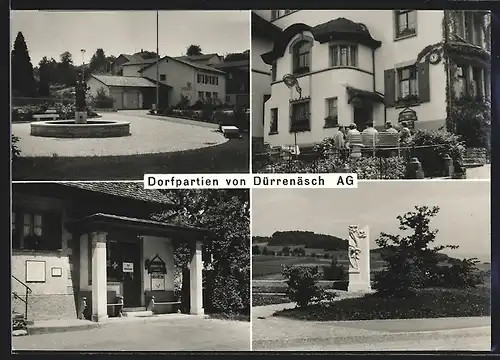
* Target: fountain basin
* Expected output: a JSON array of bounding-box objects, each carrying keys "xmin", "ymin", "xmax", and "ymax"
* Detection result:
[{"xmin": 30, "ymin": 120, "xmax": 130, "ymax": 138}]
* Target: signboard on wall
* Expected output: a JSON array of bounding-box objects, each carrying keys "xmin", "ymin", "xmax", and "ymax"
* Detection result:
[
  {"xmin": 151, "ymin": 272, "xmax": 166, "ymax": 291},
  {"xmin": 147, "ymin": 255, "xmax": 166, "ymax": 274},
  {"xmin": 122, "ymin": 262, "xmax": 134, "ymax": 273}
]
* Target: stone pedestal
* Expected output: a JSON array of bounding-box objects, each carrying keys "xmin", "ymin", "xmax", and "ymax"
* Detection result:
[
  {"xmin": 75, "ymin": 111, "xmax": 88, "ymax": 124},
  {"xmin": 347, "ymin": 225, "xmax": 371, "ymax": 293},
  {"xmin": 189, "ymin": 241, "xmax": 204, "ymax": 315},
  {"xmin": 91, "ymin": 232, "xmax": 108, "ymax": 322}
]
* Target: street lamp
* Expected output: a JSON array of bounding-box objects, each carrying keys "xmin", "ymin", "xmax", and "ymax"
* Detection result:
[
  {"xmin": 155, "ymin": 10, "xmax": 160, "ymax": 112},
  {"xmin": 282, "ymin": 73, "xmax": 302, "ymax": 157}
]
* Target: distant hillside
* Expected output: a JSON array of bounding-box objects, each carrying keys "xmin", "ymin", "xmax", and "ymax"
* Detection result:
[{"xmin": 252, "ymin": 231, "xmax": 347, "ymax": 251}]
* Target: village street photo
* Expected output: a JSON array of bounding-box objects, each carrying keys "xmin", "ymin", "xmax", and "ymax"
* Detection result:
[
  {"xmin": 252, "ymin": 181, "xmax": 490, "ymax": 351},
  {"xmin": 11, "ymin": 10, "xmax": 250, "ymax": 180},
  {"xmin": 12, "ymin": 183, "xmax": 250, "ymax": 351},
  {"xmin": 251, "ymin": 10, "xmax": 490, "ymax": 180}
]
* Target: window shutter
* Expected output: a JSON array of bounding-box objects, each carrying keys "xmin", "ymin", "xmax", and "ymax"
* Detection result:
[
  {"xmin": 417, "ymin": 61, "xmax": 431, "ymax": 103},
  {"xmin": 384, "ymin": 69, "xmax": 396, "ymax": 107},
  {"xmin": 43, "ymin": 211, "xmax": 63, "ymax": 250}
]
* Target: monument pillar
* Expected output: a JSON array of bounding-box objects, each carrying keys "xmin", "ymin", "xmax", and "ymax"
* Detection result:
[
  {"xmin": 347, "ymin": 225, "xmax": 371, "ymax": 292},
  {"xmin": 75, "ymin": 71, "xmax": 88, "ymax": 124}
]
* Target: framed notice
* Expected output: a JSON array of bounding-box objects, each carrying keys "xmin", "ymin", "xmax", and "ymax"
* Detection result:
[
  {"xmin": 26, "ymin": 260, "xmax": 46, "ymax": 283},
  {"xmin": 51, "ymin": 267, "xmax": 63, "ymax": 277},
  {"xmin": 122, "ymin": 262, "xmax": 134, "ymax": 273},
  {"xmin": 151, "ymin": 273, "xmax": 165, "ymax": 291}
]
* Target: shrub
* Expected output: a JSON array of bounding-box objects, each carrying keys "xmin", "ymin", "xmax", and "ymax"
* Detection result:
[
  {"xmin": 323, "ymin": 259, "xmax": 348, "ymax": 281},
  {"xmin": 282, "ymin": 265, "xmax": 325, "ymax": 307},
  {"xmin": 91, "ymin": 87, "xmax": 115, "ymax": 109},
  {"xmin": 12, "ymin": 135, "xmax": 21, "ymax": 161},
  {"xmin": 252, "ymin": 245, "xmax": 261, "ymax": 255},
  {"xmin": 411, "ymin": 129, "xmax": 466, "ymax": 177},
  {"xmin": 175, "ymin": 95, "xmax": 190, "ymax": 110},
  {"xmin": 211, "ymin": 270, "xmax": 246, "ymax": 315},
  {"xmin": 437, "ymin": 258, "xmax": 485, "ymax": 289},
  {"xmin": 451, "ymin": 96, "xmax": 491, "ymax": 148}
]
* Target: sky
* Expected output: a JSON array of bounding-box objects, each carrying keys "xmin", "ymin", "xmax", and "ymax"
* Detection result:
[
  {"xmin": 10, "ymin": 10, "xmax": 250, "ymax": 66},
  {"xmin": 252, "ymin": 181, "xmax": 491, "ymax": 261}
]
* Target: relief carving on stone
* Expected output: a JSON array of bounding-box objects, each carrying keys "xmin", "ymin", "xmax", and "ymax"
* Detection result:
[{"xmin": 348, "ymin": 225, "xmax": 366, "ymax": 269}]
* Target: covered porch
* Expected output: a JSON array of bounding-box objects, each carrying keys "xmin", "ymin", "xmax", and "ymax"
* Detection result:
[{"xmin": 66, "ymin": 213, "xmax": 208, "ymax": 322}]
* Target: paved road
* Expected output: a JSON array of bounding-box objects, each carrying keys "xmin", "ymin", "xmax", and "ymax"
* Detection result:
[
  {"xmin": 252, "ymin": 303, "xmax": 490, "ymax": 351},
  {"xmin": 13, "ymin": 316, "xmax": 250, "ymax": 351},
  {"xmin": 466, "ymin": 164, "xmax": 490, "ymax": 180},
  {"xmin": 13, "ymin": 110, "xmax": 226, "ymax": 157}
]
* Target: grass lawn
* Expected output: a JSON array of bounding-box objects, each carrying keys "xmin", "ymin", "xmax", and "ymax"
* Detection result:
[
  {"xmin": 253, "ymin": 293, "xmax": 290, "ymax": 307},
  {"xmin": 12, "ymin": 136, "xmax": 249, "ymax": 180},
  {"xmin": 273, "ymin": 287, "xmax": 490, "ymax": 321},
  {"xmin": 207, "ymin": 313, "xmax": 251, "ymax": 322}
]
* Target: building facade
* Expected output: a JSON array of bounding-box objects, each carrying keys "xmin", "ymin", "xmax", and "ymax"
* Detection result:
[
  {"xmin": 257, "ymin": 10, "xmax": 490, "ymax": 148},
  {"xmin": 140, "ymin": 57, "xmax": 226, "ymax": 107},
  {"xmin": 251, "ymin": 11, "xmax": 282, "ymax": 146},
  {"xmin": 12, "ymin": 183, "xmax": 206, "ymax": 322},
  {"xmin": 212, "ymin": 59, "xmax": 250, "ymax": 107}
]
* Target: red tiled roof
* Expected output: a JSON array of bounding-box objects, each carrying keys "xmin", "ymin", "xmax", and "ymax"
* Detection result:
[
  {"xmin": 92, "ymin": 75, "xmax": 157, "ymax": 88},
  {"xmin": 59, "ymin": 182, "xmax": 174, "ymax": 205}
]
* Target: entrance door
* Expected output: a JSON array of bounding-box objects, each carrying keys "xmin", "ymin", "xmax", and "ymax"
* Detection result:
[
  {"xmin": 353, "ymin": 104, "xmax": 373, "ymax": 131},
  {"xmin": 120, "ymin": 241, "xmax": 142, "ymax": 307}
]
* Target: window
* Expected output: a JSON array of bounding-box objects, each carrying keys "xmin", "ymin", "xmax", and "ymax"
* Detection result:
[
  {"xmin": 160, "ymin": 74, "xmax": 166, "ymax": 81},
  {"xmin": 331, "ymin": 45, "xmax": 357, "ymax": 67},
  {"xmin": 210, "ymin": 76, "xmax": 214, "ymax": 85},
  {"xmin": 213, "ymin": 92, "xmax": 218, "ymax": 100},
  {"xmin": 215, "ymin": 77, "xmax": 219, "ymax": 86},
  {"xmin": 271, "ymin": 61, "xmax": 277, "ymax": 81},
  {"xmin": 455, "ymin": 65, "xmax": 468, "ymax": 98},
  {"xmin": 395, "ymin": 10, "xmax": 417, "ymax": 38},
  {"xmin": 456, "ymin": 11, "xmax": 484, "ymax": 46},
  {"xmin": 270, "ymin": 108, "xmax": 278, "ymax": 134},
  {"xmin": 204, "ymin": 75, "xmax": 208, "ymax": 84},
  {"xmin": 198, "ymin": 91, "xmax": 204, "ymax": 100},
  {"xmin": 293, "ymin": 41, "xmax": 311, "ymax": 75},
  {"xmin": 290, "ymin": 101, "xmax": 310, "ymax": 132},
  {"xmin": 13, "ymin": 209, "xmax": 62, "ymax": 250},
  {"xmin": 454, "ymin": 64, "xmax": 485, "ymax": 99},
  {"xmin": 205, "ymin": 92, "xmax": 211, "ymax": 100},
  {"xmin": 271, "ymin": 10, "xmax": 279, "ymax": 20},
  {"xmin": 397, "ymin": 66, "xmax": 418, "ymax": 99},
  {"xmin": 225, "ymin": 95, "xmax": 231, "ymax": 103},
  {"xmin": 197, "ymin": 74, "xmax": 202, "ymax": 83},
  {"xmin": 325, "ymin": 97, "xmax": 338, "ymax": 128}
]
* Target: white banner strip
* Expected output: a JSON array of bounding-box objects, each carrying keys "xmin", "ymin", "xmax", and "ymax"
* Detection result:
[{"xmin": 144, "ymin": 173, "xmax": 358, "ymax": 189}]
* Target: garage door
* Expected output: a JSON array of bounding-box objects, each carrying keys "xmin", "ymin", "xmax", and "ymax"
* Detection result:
[
  {"xmin": 124, "ymin": 91, "xmax": 140, "ymax": 109},
  {"xmin": 110, "ymin": 89, "xmax": 124, "ymax": 109}
]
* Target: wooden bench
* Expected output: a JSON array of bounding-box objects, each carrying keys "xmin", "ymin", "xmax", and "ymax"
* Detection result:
[
  {"xmin": 33, "ymin": 113, "xmax": 60, "ymax": 121},
  {"xmin": 79, "ymin": 290, "xmax": 124, "ymax": 319},
  {"xmin": 107, "ymin": 293, "xmax": 124, "ymax": 317}
]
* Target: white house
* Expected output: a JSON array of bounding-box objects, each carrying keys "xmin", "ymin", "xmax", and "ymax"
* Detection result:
[
  {"xmin": 139, "ymin": 56, "xmax": 227, "ymax": 107},
  {"xmin": 258, "ymin": 10, "xmax": 491, "ymax": 148},
  {"xmin": 251, "ymin": 11, "xmax": 283, "ymax": 145}
]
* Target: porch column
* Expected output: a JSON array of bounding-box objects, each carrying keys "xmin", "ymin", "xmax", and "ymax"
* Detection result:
[
  {"xmin": 91, "ymin": 231, "xmax": 108, "ymax": 322},
  {"xmin": 189, "ymin": 240, "xmax": 204, "ymax": 315}
]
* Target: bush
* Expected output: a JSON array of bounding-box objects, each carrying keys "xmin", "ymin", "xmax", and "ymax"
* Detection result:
[
  {"xmin": 411, "ymin": 129, "xmax": 466, "ymax": 177},
  {"xmin": 211, "ymin": 270, "xmax": 246, "ymax": 315},
  {"xmin": 437, "ymin": 258, "xmax": 485, "ymax": 289},
  {"xmin": 91, "ymin": 87, "xmax": 115, "ymax": 109},
  {"xmin": 282, "ymin": 265, "xmax": 325, "ymax": 307},
  {"xmin": 252, "ymin": 245, "xmax": 261, "ymax": 255},
  {"xmin": 12, "ymin": 135, "xmax": 21, "ymax": 161},
  {"xmin": 451, "ymin": 96, "xmax": 490, "ymax": 148},
  {"xmin": 323, "ymin": 259, "xmax": 348, "ymax": 281}
]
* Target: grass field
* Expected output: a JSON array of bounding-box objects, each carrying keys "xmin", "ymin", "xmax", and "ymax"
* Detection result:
[{"xmin": 252, "ymin": 254, "xmax": 386, "ymax": 280}]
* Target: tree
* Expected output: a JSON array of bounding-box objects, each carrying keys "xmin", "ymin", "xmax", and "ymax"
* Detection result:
[
  {"xmin": 186, "ymin": 45, "xmax": 202, "ymax": 56},
  {"xmin": 282, "ymin": 246, "xmax": 290, "ymax": 256},
  {"xmin": 37, "ymin": 57, "xmax": 51, "ymax": 97},
  {"xmin": 152, "ymin": 190, "xmax": 249, "ymax": 315},
  {"xmin": 135, "ymin": 50, "xmax": 159, "ymax": 60},
  {"xmin": 224, "ymin": 52, "xmax": 249, "ymax": 62},
  {"xmin": 58, "ymin": 51, "xmax": 76, "ymax": 86},
  {"xmin": 11, "ymin": 32, "xmax": 37, "ymax": 97},
  {"xmin": 252, "ymin": 245, "xmax": 261, "ymax": 255},
  {"xmin": 89, "ymin": 48, "xmax": 109, "ymax": 74},
  {"xmin": 373, "ymin": 206, "xmax": 461, "ymax": 298}
]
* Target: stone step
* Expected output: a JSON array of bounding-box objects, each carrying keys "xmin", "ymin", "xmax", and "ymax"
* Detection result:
[{"xmin": 122, "ymin": 310, "xmax": 154, "ymax": 317}]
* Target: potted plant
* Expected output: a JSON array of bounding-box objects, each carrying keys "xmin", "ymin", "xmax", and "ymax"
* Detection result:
[{"xmin": 396, "ymin": 94, "xmax": 419, "ymax": 106}]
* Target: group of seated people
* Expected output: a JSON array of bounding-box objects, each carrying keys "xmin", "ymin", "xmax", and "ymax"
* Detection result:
[{"xmin": 333, "ymin": 121, "xmax": 412, "ymax": 152}]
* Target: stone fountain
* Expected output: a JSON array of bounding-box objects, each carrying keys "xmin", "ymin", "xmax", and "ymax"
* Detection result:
[{"xmin": 30, "ymin": 71, "xmax": 130, "ymax": 138}]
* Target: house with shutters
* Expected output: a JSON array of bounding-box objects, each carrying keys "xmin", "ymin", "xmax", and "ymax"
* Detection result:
[
  {"xmin": 12, "ymin": 182, "xmax": 207, "ymax": 323},
  {"xmin": 257, "ymin": 10, "xmax": 490, "ymax": 148}
]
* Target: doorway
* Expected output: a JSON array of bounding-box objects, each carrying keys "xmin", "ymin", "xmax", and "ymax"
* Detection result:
[
  {"xmin": 120, "ymin": 241, "xmax": 142, "ymax": 307},
  {"xmin": 353, "ymin": 103, "xmax": 373, "ymax": 131}
]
